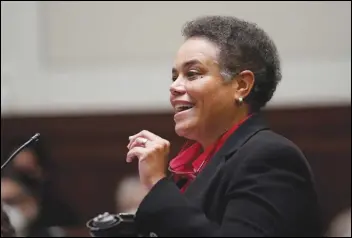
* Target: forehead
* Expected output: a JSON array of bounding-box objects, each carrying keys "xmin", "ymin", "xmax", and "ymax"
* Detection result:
[
  {"xmin": 174, "ymin": 37, "xmax": 219, "ymax": 68},
  {"xmin": 16, "ymin": 149, "xmax": 37, "ymax": 161}
]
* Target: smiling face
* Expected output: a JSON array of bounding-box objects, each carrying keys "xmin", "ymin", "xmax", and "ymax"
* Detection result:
[{"xmin": 170, "ymin": 37, "xmax": 242, "ymax": 147}]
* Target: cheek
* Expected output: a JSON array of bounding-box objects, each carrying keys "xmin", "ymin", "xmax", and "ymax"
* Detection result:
[
  {"xmin": 184, "ymin": 79, "xmax": 216, "ymax": 102},
  {"xmin": 200, "ymin": 88, "xmax": 234, "ymax": 116},
  {"xmin": 184, "ymin": 79, "xmax": 233, "ymax": 120},
  {"xmin": 184, "ymin": 81, "xmax": 199, "ymax": 100}
]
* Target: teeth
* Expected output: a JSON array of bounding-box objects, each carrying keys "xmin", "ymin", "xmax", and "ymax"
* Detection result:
[{"xmin": 175, "ymin": 104, "xmax": 194, "ymax": 112}]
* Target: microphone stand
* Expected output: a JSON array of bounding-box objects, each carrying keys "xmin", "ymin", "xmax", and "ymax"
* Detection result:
[{"xmin": 1, "ymin": 133, "xmax": 41, "ymax": 171}]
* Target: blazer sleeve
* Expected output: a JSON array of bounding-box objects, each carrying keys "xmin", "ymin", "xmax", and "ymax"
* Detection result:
[{"xmin": 134, "ymin": 144, "xmax": 314, "ymax": 237}]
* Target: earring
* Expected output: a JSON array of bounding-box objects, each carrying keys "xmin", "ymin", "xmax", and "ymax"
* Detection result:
[{"xmin": 236, "ymin": 97, "xmax": 243, "ymax": 105}]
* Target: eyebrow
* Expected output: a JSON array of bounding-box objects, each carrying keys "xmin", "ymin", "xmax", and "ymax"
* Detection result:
[{"xmin": 172, "ymin": 59, "xmax": 203, "ymax": 73}]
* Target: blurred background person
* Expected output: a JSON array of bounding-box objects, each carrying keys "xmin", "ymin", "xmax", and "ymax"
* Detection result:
[
  {"xmin": 326, "ymin": 207, "xmax": 351, "ymax": 237},
  {"xmin": 1, "ymin": 175, "xmax": 66, "ymax": 237},
  {"xmin": 10, "ymin": 147, "xmax": 45, "ymax": 191},
  {"xmin": 115, "ymin": 175, "xmax": 148, "ymax": 214},
  {"xmin": 2, "ymin": 142, "xmax": 80, "ymax": 229}
]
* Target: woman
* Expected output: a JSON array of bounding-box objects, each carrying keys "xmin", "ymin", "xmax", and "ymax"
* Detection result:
[{"xmin": 126, "ymin": 16, "xmax": 321, "ymax": 237}]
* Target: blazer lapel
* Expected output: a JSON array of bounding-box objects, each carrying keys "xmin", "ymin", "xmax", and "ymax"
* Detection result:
[{"xmin": 184, "ymin": 113, "xmax": 270, "ymax": 200}]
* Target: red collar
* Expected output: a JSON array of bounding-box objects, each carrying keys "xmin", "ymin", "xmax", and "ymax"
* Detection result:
[{"xmin": 169, "ymin": 115, "xmax": 252, "ymax": 189}]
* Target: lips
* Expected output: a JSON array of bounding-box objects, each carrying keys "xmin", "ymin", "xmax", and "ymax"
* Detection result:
[
  {"xmin": 173, "ymin": 104, "xmax": 195, "ymax": 122},
  {"xmin": 174, "ymin": 104, "xmax": 194, "ymax": 113},
  {"xmin": 171, "ymin": 99, "xmax": 196, "ymax": 120}
]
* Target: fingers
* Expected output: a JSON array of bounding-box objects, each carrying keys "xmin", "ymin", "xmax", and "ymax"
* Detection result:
[
  {"xmin": 127, "ymin": 130, "xmax": 161, "ymax": 149},
  {"xmin": 129, "ymin": 130, "xmax": 161, "ymax": 143},
  {"xmin": 126, "ymin": 130, "xmax": 170, "ymax": 162},
  {"xmin": 128, "ymin": 137, "xmax": 148, "ymax": 150},
  {"xmin": 139, "ymin": 130, "xmax": 161, "ymax": 141},
  {"xmin": 126, "ymin": 139, "xmax": 169, "ymax": 163},
  {"xmin": 126, "ymin": 146, "xmax": 147, "ymax": 163}
]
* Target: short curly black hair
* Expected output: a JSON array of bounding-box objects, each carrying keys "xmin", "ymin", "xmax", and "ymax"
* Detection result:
[{"xmin": 182, "ymin": 15, "xmax": 282, "ymax": 111}]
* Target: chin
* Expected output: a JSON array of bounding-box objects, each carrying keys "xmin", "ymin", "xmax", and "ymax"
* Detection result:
[
  {"xmin": 175, "ymin": 126, "xmax": 187, "ymax": 137},
  {"xmin": 174, "ymin": 121, "xmax": 196, "ymax": 140}
]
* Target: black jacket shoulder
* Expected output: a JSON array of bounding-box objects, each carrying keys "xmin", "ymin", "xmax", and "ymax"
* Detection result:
[{"xmin": 135, "ymin": 114, "xmax": 321, "ymax": 237}]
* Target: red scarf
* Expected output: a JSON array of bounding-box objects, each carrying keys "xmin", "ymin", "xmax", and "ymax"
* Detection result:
[{"xmin": 169, "ymin": 115, "xmax": 251, "ymax": 192}]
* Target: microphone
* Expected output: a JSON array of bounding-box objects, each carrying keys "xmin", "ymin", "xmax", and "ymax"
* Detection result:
[{"xmin": 1, "ymin": 133, "xmax": 41, "ymax": 171}]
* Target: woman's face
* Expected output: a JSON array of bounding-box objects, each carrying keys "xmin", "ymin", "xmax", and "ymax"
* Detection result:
[{"xmin": 170, "ymin": 37, "xmax": 239, "ymax": 146}]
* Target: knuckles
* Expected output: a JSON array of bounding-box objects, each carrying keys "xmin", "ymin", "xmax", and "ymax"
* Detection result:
[
  {"xmin": 132, "ymin": 130, "xmax": 170, "ymax": 154},
  {"xmin": 141, "ymin": 130, "xmax": 149, "ymax": 135},
  {"xmin": 153, "ymin": 144, "xmax": 164, "ymax": 152},
  {"xmin": 163, "ymin": 140, "xmax": 170, "ymax": 148},
  {"xmin": 150, "ymin": 140, "xmax": 170, "ymax": 153}
]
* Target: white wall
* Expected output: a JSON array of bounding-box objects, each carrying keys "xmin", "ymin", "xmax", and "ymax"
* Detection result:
[{"xmin": 1, "ymin": 1, "xmax": 351, "ymax": 116}]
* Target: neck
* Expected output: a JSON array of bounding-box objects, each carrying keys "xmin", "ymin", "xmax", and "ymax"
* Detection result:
[{"xmin": 198, "ymin": 108, "xmax": 249, "ymax": 149}]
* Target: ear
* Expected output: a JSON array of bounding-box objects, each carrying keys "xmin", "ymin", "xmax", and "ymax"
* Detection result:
[{"xmin": 233, "ymin": 70, "xmax": 255, "ymax": 101}]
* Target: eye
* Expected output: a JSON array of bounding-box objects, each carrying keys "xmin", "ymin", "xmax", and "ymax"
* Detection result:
[
  {"xmin": 172, "ymin": 74, "xmax": 178, "ymax": 81},
  {"xmin": 186, "ymin": 70, "xmax": 201, "ymax": 80}
]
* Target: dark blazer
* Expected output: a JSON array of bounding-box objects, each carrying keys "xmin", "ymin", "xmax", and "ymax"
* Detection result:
[{"xmin": 135, "ymin": 114, "xmax": 321, "ymax": 237}]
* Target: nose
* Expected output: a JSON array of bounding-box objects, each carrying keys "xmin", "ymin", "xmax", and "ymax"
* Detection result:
[{"xmin": 170, "ymin": 78, "xmax": 186, "ymax": 96}]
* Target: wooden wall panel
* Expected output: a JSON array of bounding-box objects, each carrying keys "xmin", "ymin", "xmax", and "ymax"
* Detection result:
[{"xmin": 1, "ymin": 105, "xmax": 351, "ymax": 234}]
